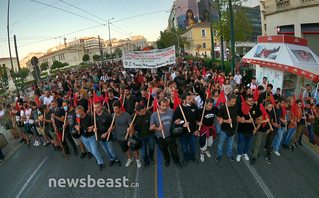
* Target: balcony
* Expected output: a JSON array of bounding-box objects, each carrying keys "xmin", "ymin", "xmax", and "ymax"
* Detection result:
[{"xmin": 276, "ymin": 0, "xmax": 290, "ymax": 8}]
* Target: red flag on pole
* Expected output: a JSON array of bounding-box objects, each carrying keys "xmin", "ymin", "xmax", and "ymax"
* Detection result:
[
  {"xmin": 215, "ymin": 90, "xmax": 226, "ymax": 107},
  {"xmin": 207, "ymin": 86, "xmax": 211, "ymax": 98},
  {"xmin": 140, "ymin": 101, "xmax": 144, "ymax": 105},
  {"xmin": 73, "ymin": 93, "xmax": 78, "ymax": 107},
  {"xmin": 290, "ymin": 95, "xmax": 298, "ymax": 118},
  {"xmin": 16, "ymin": 101, "xmax": 21, "ymax": 112},
  {"xmin": 119, "ymin": 96, "xmax": 126, "ymax": 112},
  {"xmin": 153, "ymin": 98, "xmax": 158, "ymax": 113},
  {"xmin": 93, "ymin": 92, "xmax": 99, "ymax": 104},
  {"xmin": 147, "ymin": 87, "xmax": 152, "ymax": 99},
  {"xmin": 35, "ymin": 96, "xmax": 41, "ymax": 106},
  {"xmin": 253, "ymin": 88, "xmax": 259, "ymax": 102},
  {"xmin": 76, "ymin": 117, "xmax": 81, "ymax": 123},
  {"xmin": 173, "ymin": 90, "xmax": 181, "ymax": 112},
  {"xmin": 142, "ymin": 46, "xmax": 151, "ymax": 51},
  {"xmin": 270, "ymin": 94, "xmax": 276, "ymax": 106},
  {"xmin": 104, "ymin": 91, "xmax": 109, "ymax": 104},
  {"xmin": 241, "ymin": 95, "xmax": 251, "ymax": 115},
  {"xmin": 260, "ymin": 104, "xmax": 270, "ymax": 128},
  {"xmin": 68, "ymin": 90, "xmax": 71, "ymax": 99},
  {"xmin": 193, "ymin": 66, "xmax": 198, "ymax": 73},
  {"xmin": 281, "ymin": 105, "xmax": 287, "ymax": 118},
  {"xmin": 202, "ymin": 67, "xmax": 206, "ymax": 77},
  {"xmin": 99, "ymin": 81, "xmax": 102, "ymax": 88}
]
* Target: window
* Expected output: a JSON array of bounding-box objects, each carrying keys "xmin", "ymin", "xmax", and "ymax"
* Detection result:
[
  {"xmin": 203, "ymin": 43, "xmax": 207, "ymax": 49},
  {"xmin": 201, "ymin": 29, "xmax": 206, "ymax": 37},
  {"xmin": 264, "ymin": 24, "xmax": 267, "ymax": 31}
]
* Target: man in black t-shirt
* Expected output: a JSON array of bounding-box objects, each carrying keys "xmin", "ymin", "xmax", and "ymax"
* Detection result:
[
  {"xmin": 123, "ymin": 86, "xmax": 138, "ymax": 115},
  {"xmin": 104, "ymin": 89, "xmax": 118, "ymax": 114},
  {"xmin": 236, "ymin": 95, "xmax": 262, "ymax": 162},
  {"xmin": 93, "ymin": 102, "xmax": 121, "ymax": 167},
  {"xmin": 216, "ymin": 94, "xmax": 238, "ymax": 162},
  {"xmin": 75, "ymin": 106, "xmax": 105, "ymax": 171},
  {"xmin": 137, "ymin": 86, "xmax": 154, "ymax": 112},
  {"xmin": 74, "ymin": 91, "xmax": 89, "ymax": 113},
  {"xmin": 63, "ymin": 100, "xmax": 87, "ymax": 159},
  {"xmin": 197, "ymin": 98, "xmax": 219, "ymax": 162}
]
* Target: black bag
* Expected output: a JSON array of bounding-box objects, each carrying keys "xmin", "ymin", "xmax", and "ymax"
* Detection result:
[
  {"xmin": 170, "ymin": 124, "xmax": 184, "ymax": 137},
  {"xmin": 71, "ymin": 129, "xmax": 81, "ymax": 138}
]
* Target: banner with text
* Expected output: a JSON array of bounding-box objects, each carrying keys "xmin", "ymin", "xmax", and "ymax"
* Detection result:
[{"xmin": 123, "ymin": 46, "xmax": 176, "ymax": 69}]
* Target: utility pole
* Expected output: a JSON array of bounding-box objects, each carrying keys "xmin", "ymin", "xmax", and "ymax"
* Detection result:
[
  {"xmin": 108, "ymin": 18, "xmax": 114, "ymax": 61},
  {"xmin": 228, "ymin": 0, "xmax": 235, "ymax": 73},
  {"xmin": 98, "ymin": 35, "xmax": 104, "ymax": 65},
  {"xmin": 208, "ymin": 0, "xmax": 215, "ymax": 63},
  {"xmin": 216, "ymin": 0, "xmax": 224, "ymax": 70},
  {"xmin": 14, "ymin": 35, "xmax": 25, "ymax": 92}
]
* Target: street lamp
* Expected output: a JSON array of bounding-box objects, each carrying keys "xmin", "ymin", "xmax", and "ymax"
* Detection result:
[
  {"xmin": 171, "ymin": 31, "xmax": 180, "ymax": 56},
  {"xmin": 108, "ymin": 18, "xmax": 115, "ymax": 61}
]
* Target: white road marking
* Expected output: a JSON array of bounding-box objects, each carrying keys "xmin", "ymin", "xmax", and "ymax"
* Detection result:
[{"xmin": 15, "ymin": 157, "xmax": 48, "ymax": 198}]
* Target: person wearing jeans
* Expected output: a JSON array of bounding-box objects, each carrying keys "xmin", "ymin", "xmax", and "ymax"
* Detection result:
[
  {"xmin": 236, "ymin": 95, "xmax": 261, "ymax": 162},
  {"xmin": 134, "ymin": 104, "xmax": 154, "ymax": 167},
  {"xmin": 272, "ymin": 126, "xmax": 285, "ymax": 154},
  {"xmin": 75, "ymin": 105, "xmax": 105, "ymax": 171},
  {"xmin": 94, "ymin": 102, "xmax": 120, "ymax": 167},
  {"xmin": 283, "ymin": 127, "xmax": 297, "ymax": 147},
  {"xmin": 215, "ymin": 95, "xmax": 238, "ymax": 162},
  {"xmin": 305, "ymin": 101, "xmax": 315, "ymax": 144}
]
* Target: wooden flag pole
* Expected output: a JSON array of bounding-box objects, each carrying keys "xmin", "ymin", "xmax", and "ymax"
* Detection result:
[
  {"xmin": 43, "ymin": 113, "xmax": 46, "ymax": 133},
  {"xmin": 199, "ymin": 87, "xmax": 210, "ymax": 131},
  {"xmin": 179, "ymin": 105, "xmax": 191, "ymax": 133},
  {"xmin": 107, "ymin": 113, "xmax": 116, "ymax": 141},
  {"xmin": 125, "ymin": 113, "xmax": 137, "ymax": 140},
  {"xmin": 225, "ymin": 104, "xmax": 233, "ymax": 128},
  {"xmin": 273, "ymin": 106, "xmax": 278, "ymax": 124},
  {"xmin": 93, "ymin": 107, "xmax": 98, "ymax": 140},
  {"xmin": 62, "ymin": 111, "xmax": 68, "ymax": 142},
  {"xmin": 156, "ymin": 109, "xmax": 165, "ymax": 139},
  {"xmin": 248, "ymin": 112, "xmax": 256, "ymax": 130},
  {"xmin": 147, "ymin": 89, "xmax": 151, "ymax": 108}
]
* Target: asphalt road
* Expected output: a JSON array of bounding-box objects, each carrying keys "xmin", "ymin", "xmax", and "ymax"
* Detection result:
[{"xmin": 1, "ymin": 134, "xmax": 319, "ymax": 198}]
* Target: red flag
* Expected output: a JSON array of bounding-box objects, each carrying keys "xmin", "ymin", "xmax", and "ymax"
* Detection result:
[
  {"xmin": 241, "ymin": 95, "xmax": 251, "ymax": 115},
  {"xmin": 153, "ymin": 98, "xmax": 158, "ymax": 113},
  {"xmin": 68, "ymin": 90, "xmax": 71, "ymax": 99},
  {"xmin": 253, "ymin": 88, "xmax": 259, "ymax": 102},
  {"xmin": 291, "ymin": 95, "xmax": 298, "ymax": 118},
  {"xmin": 99, "ymin": 81, "xmax": 102, "ymax": 88},
  {"xmin": 119, "ymin": 96, "xmax": 126, "ymax": 112},
  {"xmin": 173, "ymin": 90, "xmax": 181, "ymax": 112},
  {"xmin": 147, "ymin": 87, "xmax": 152, "ymax": 99},
  {"xmin": 215, "ymin": 90, "xmax": 226, "ymax": 107},
  {"xmin": 281, "ymin": 105, "xmax": 287, "ymax": 118},
  {"xmin": 260, "ymin": 104, "xmax": 270, "ymax": 128},
  {"xmin": 73, "ymin": 93, "xmax": 78, "ymax": 107},
  {"xmin": 207, "ymin": 86, "xmax": 211, "ymax": 98},
  {"xmin": 299, "ymin": 94, "xmax": 305, "ymax": 110},
  {"xmin": 76, "ymin": 117, "xmax": 81, "ymax": 123},
  {"xmin": 35, "ymin": 95, "xmax": 41, "ymax": 106},
  {"xmin": 104, "ymin": 91, "xmax": 109, "ymax": 104},
  {"xmin": 142, "ymin": 46, "xmax": 151, "ymax": 51},
  {"xmin": 202, "ymin": 67, "xmax": 206, "ymax": 77},
  {"xmin": 193, "ymin": 66, "xmax": 198, "ymax": 73},
  {"xmin": 16, "ymin": 101, "xmax": 21, "ymax": 112},
  {"xmin": 140, "ymin": 101, "xmax": 144, "ymax": 105},
  {"xmin": 270, "ymin": 94, "xmax": 276, "ymax": 106},
  {"xmin": 93, "ymin": 92, "xmax": 99, "ymax": 104}
]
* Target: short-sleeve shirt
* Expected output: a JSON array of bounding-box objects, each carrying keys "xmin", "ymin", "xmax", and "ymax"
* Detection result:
[
  {"xmin": 150, "ymin": 109, "xmax": 174, "ymax": 138},
  {"xmin": 113, "ymin": 112, "xmax": 132, "ymax": 141},
  {"xmin": 237, "ymin": 105, "xmax": 262, "ymax": 134}
]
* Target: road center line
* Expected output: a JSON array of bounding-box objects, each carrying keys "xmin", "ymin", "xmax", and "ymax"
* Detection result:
[
  {"xmin": 15, "ymin": 157, "xmax": 48, "ymax": 198},
  {"xmin": 233, "ymin": 142, "xmax": 275, "ymax": 198}
]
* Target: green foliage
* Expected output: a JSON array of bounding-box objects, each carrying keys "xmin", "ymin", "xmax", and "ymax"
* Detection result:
[
  {"xmin": 105, "ymin": 53, "xmax": 111, "ymax": 59},
  {"xmin": 40, "ymin": 62, "xmax": 49, "ymax": 71},
  {"xmin": 156, "ymin": 28, "xmax": 189, "ymax": 49},
  {"xmin": 92, "ymin": 54, "xmax": 101, "ymax": 61},
  {"xmin": 114, "ymin": 48, "xmax": 122, "ymax": 58},
  {"xmin": 82, "ymin": 54, "xmax": 90, "ymax": 62},
  {"xmin": 212, "ymin": 0, "xmax": 252, "ymax": 45},
  {"xmin": 21, "ymin": 68, "xmax": 29, "ymax": 78},
  {"xmin": 51, "ymin": 61, "xmax": 69, "ymax": 70},
  {"xmin": 184, "ymin": 55, "xmax": 231, "ymax": 73}
]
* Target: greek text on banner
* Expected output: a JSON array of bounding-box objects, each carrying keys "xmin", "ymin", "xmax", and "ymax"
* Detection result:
[{"xmin": 122, "ymin": 46, "xmax": 176, "ymax": 68}]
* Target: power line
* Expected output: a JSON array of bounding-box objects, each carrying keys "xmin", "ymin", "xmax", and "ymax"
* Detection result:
[
  {"xmin": 112, "ymin": 9, "xmax": 169, "ymax": 23},
  {"xmin": 30, "ymin": 0, "xmax": 104, "ymax": 25}
]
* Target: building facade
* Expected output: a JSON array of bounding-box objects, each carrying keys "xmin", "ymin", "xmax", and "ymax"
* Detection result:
[
  {"xmin": 0, "ymin": 58, "xmax": 19, "ymax": 73},
  {"xmin": 260, "ymin": 0, "xmax": 319, "ymax": 55},
  {"xmin": 182, "ymin": 23, "xmax": 217, "ymax": 57}
]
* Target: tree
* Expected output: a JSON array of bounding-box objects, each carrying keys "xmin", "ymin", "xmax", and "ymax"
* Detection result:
[
  {"xmin": 114, "ymin": 48, "xmax": 122, "ymax": 58},
  {"xmin": 21, "ymin": 68, "xmax": 29, "ymax": 78},
  {"xmin": 40, "ymin": 62, "xmax": 49, "ymax": 71},
  {"xmin": 92, "ymin": 54, "xmax": 101, "ymax": 61},
  {"xmin": 82, "ymin": 54, "xmax": 90, "ymax": 62},
  {"xmin": 212, "ymin": 0, "xmax": 252, "ymax": 46},
  {"xmin": 51, "ymin": 61, "xmax": 68, "ymax": 70},
  {"xmin": 156, "ymin": 28, "xmax": 189, "ymax": 49},
  {"xmin": 105, "ymin": 53, "xmax": 111, "ymax": 59}
]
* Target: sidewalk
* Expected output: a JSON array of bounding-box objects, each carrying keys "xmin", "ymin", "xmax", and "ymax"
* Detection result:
[{"xmin": 0, "ymin": 127, "xmax": 24, "ymax": 164}]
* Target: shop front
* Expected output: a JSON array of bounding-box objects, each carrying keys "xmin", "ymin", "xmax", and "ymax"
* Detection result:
[{"xmin": 242, "ymin": 35, "xmax": 319, "ymax": 97}]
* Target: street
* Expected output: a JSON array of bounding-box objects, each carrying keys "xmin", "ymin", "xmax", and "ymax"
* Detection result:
[{"xmin": 1, "ymin": 135, "xmax": 319, "ymax": 198}]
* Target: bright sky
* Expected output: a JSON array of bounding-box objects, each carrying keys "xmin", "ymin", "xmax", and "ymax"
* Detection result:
[{"xmin": 0, "ymin": 0, "xmax": 259, "ymax": 59}]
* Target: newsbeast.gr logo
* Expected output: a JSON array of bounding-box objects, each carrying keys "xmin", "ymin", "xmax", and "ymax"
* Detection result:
[{"xmin": 48, "ymin": 175, "xmax": 139, "ymax": 188}]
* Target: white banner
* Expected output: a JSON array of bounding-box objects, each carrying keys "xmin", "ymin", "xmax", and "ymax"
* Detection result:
[{"xmin": 122, "ymin": 46, "xmax": 176, "ymax": 68}]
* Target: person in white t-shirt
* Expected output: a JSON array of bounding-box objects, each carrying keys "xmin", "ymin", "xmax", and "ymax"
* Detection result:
[
  {"xmin": 234, "ymin": 70, "xmax": 242, "ymax": 85},
  {"xmin": 259, "ymin": 77, "xmax": 268, "ymax": 91},
  {"xmin": 43, "ymin": 90, "xmax": 54, "ymax": 107},
  {"xmin": 21, "ymin": 102, "xmax": 40, "ymax": 147},
  {"xmin": 247, "ymin": 77, "xmax": 257, "ymax": 93}
]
